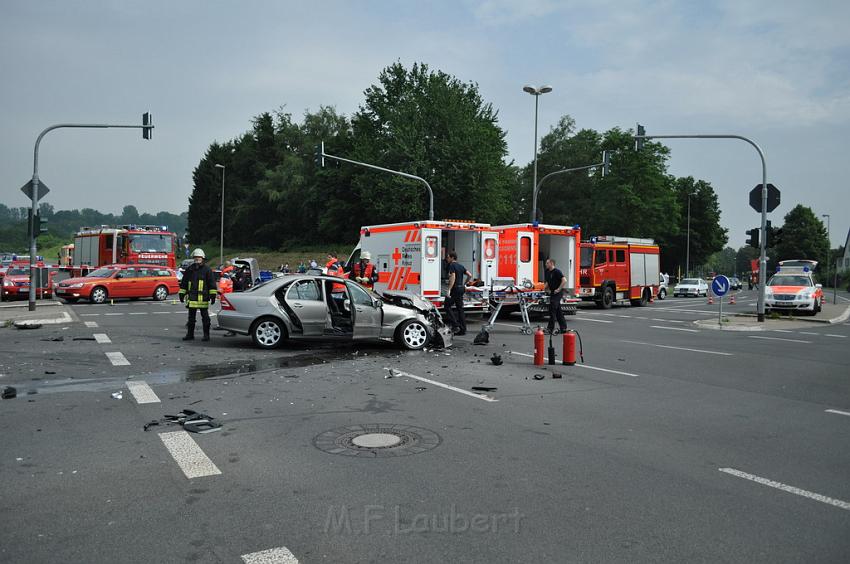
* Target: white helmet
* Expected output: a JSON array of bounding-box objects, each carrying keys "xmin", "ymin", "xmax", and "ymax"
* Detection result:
[
  {"xmin": 191, "ymin": 248, "xmax": 206, "ymax": 258},
  {"xmin": 361, "ymin": 251, "xmax": 372, "ymax": 260}
]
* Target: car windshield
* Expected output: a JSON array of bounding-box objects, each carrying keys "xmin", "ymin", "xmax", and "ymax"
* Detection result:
[
  {"xmin": 130, "ymin": 234, "xmax": 172, "ymax": 253},
  {"xmin": 87, "ymin": 268, "xmax": 116, "ymax": 278},
  {"xmin": 6, "ymin": 268, "xmax": 29, "ymax": 276},
  {"xmin": 680, "ymin": 279, "xmax": 699, "ymax": 285},
  {"xmin": 580, "ymin": 247, "xmax": 593, "ymax": 268},
  {"xmin": 769, "ymin": 276, "xmax": 811, "ymax": 287}
]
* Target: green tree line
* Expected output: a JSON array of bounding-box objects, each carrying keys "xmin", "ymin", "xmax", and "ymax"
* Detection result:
[{"xmin": 188, "ymin": 62, "xmax": 733, "ymax": 273}]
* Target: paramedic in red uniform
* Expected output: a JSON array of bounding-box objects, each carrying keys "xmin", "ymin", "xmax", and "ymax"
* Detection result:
[
  {"xmin": 445, "ymin": 252, "xmax": 471, "ymax": 336},
  {"xmin": 349, "ymin": 251, "xmax": 378, "ymax": 289}
]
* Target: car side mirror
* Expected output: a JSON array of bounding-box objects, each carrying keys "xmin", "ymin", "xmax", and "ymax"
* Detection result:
[
  {"xmin": 815, "ymin": 284, "xmax": 822, "ymax": 289},
  {"xmin": 373, "ymin": 298, "xmax": 383, "ymax": 308}
]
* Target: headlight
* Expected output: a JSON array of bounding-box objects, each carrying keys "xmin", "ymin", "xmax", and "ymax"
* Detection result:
[
  {"xmin": 799, "ymin": 292, "xmax": 811, "ymax": 300},
  {"xmin": 67, "ymin": 283, "xmax": 84, "ymax": 289}
]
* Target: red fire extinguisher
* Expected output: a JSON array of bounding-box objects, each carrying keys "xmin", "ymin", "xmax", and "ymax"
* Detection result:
[
  {"xmin": 562, "ymin": 330, "xmax": 577, "ymax": 366},
  {"xmin": 533, "ymin": 327, "xmax": 545, "ymax": 366}
]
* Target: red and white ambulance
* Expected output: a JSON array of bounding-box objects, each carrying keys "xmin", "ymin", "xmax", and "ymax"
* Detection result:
[
  {"xmin": 493, "ymin": 223, "xmax": 581, "ymax": 291},
  {"xmin": 347, "ymin": 220, "xmax": 500, "ymax": 310}
]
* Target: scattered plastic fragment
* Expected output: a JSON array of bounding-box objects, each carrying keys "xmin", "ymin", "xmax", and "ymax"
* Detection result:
[
  {"xmin": 552, "ymin": 372, "xmax": 563, "ymax": 379},
  {"xmin": 533, "ymin": 374, "xmax": 545, "ymax": 380},
  {"xmin": 471, "ymin": 386, "xmax": 497, "ymax": 392},
  {"xmin": 415, "ymin": 386, "xmax": 427, "ymax": 391},
  {"xmin": 111, "ymin": 392, "xmax": 123, "ymax": 399},
  {"xmin": 40, "ymin": 337, "xmax": 64, "ymax": 342},
  {"xmin": 490, "ymin": 353, "xmax": 503, "ymax": 366},
  {"xmin": 2, "ymin": 386, "xmax": 18, "ymax": 399}
]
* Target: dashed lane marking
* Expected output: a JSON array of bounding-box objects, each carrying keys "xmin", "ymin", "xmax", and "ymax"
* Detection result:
[
  {"xmin": 719, "ymin": 468, "xmax": 850, "ymax": 511},
  {"xmin": 104, "ymin": 313, "xmax": 123, "ymax": 316},
  {"xmin": 570, "ymin": 316, "xmax": 613, "ymax": 323},
  {"xmin": 152, "ymin": 311, "xmax": 171, "ymax": 314},
  {"xmin": 126, "ymin": 380, "xmax": 160, "ymax": 404},
  {"xmin": 772, "ymin": 329, "xmax": 793, "ymax": 333},
  {"xmin": 748, "ymin": 335, "xmax": 811, "ymax": 344},
  {"xmin": 128, "ymin": 312, "xmax": 148, "ymax": 315},
  {"xmin": 509, "ymin": 351, "xmax": 638, "ymax": 377},
  {"xmin": 241, "ymin": 547, "xmax": 299, "ymax": 564},
  {"xmin": 651, "ymin": 318, "xmax": 684, "ymax": 323},
  {"xmin": 158, "ymin": 431, "xmax": 221, "ymax": 479},
  {"xmin": 80, "ymin": 313, "xmax": 99, "ymax": 317},
  {"xmin": 825, "ymin": 334, "xmax": 847, "ymax": 338},
  {"xmin": 798, "ymin": 332, "xmax": 819, "ymax": 336},
  {"xmin": 825, "ymin": 409, "xmax": 850, "ymax": 417},
  {"xmin": 105, "ymin": 351, "xmax": 130, "ymax": 366},
  {"xmin": 391, "ymin": 369, "xmax": 498, "ymax": 402},
  {"xmin": 93, "ymin": 333, "xmax": 111, "ymax": 344},
  {"xmin": 84, "ymin": 321, "xmax": 98, "ymax": 328},
  {"xmin": 621, "ymin": 340, "xmax": 732, "ymax": 356},
  {"xmin": 650, "ymin": 325, "xmax": 699, "ymax": 333}
]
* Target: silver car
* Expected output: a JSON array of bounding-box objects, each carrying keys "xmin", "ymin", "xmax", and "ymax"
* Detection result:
[{"xmin": 216, "ymin": 274, "xmax": 451, "ymax": 350}]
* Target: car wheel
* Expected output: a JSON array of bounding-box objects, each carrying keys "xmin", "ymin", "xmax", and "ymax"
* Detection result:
[
  {"xmin": 658, "ymin": 288, "xmax": 666, "ymax": 300},
  {"xmin": 251, "ymin": 317, "xmax": 285, "ymax": 349},
  {"xmin": 153, "ymin": 285, "xmax": 169, "ymax": 301},
  {"xmin": 396, "ymin": 319, "xmax": 429, "ymax": 350},
  {"xmin": 90, "ymin": 286, "xmax": 108, "ymax": 304}
]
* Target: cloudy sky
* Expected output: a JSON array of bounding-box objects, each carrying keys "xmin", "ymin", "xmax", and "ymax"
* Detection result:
[{"xmin": 2, "ymin": 0, "xmax": 848, "ymax": 247}]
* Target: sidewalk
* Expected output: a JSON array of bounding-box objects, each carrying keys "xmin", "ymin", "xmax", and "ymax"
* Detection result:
[
  {"xmin": 0, "ymin": 300, "xmax": 76, "ymax": 327},
  {"xmin": 696, "ymin": 302, "xmax": 850, "ymax": 331}
]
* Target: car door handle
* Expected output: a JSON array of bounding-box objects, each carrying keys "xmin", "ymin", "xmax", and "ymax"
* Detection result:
[
  {"xmin": 292, "ymin": 303, "xmax": 304, "ymax": 308},
  {"xmin": 355, "ymin": 307, "xmax": 365, "ymax": 312}
]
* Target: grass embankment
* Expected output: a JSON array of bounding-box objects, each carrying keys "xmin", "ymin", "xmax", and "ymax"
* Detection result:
[{"xmin": 196, "ymin": 244, "xmax": 354, "ymax": 271}]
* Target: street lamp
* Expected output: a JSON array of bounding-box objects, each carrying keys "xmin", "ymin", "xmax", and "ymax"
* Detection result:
[
  {"xmin": 823, "ymin": 213, "xmax": 836, "ymax": 304},
  {"xmin": 215, "ymin": 164, "xmax": 225, "ymax": 269},
  {"xmin": 523, "ymin": 84, "xmax": 553, "ymax": 222},
  {"xmin": 686, "ymin": 190, "xmax": 695, "ymax": 278}
]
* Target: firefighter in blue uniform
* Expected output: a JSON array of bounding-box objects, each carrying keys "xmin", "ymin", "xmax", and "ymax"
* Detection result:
[{"xmin": 179, "ymin": 248, "xmax": 217, "ymax": 341}]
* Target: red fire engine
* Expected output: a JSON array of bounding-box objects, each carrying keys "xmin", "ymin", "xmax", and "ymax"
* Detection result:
[
  {"xmin": 71, "ymin": 225, "xmax": 178, "ymax": 276},
  {"xmin": 578, "ymin": 236, "xmax": 661, "ymax": 308}
]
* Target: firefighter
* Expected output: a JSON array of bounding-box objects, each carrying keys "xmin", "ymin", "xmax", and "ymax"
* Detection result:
[
  {"xmin": 349, "ymin": 251, "xmax": 378, "ymax": 288},
  {"xmin": 444, "ymin": 251, "xmax": 471, "ymax": 336},
  {"xmin": 325, "ymin": 253, "xmax": 344, "ymax": 276},
  {"xmin": 179, "ymin": 248, "xmax": 217, "ymax": 341},
  {"xmin": 544, "ymin": 258, "xmax": 567, "ymax": 335}
]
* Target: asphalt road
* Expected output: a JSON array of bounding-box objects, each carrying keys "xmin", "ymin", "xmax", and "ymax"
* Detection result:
[{"xmin": 2, "ymin": 290, "xmax": 849, "ymax": 563}]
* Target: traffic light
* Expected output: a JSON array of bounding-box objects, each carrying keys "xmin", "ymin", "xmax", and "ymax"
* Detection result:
[
  {"xmin": 602, "ymin": 150, "xmax": 612, "ymax": 176},
  {"xmin": 764, "ymin": 220, "xmax": 772, "ymax": 246},
  {"xmin": 26, "ymin": 210, "xmax": 48, "ymax": 239},
  {"xmin": 314, "ymin": 141, "xmax": 325, "ymax": 168},
  {"xmin": 635, "ymin": 123, "xmax": 646, "ymax": 150},
  {"xmin": 142, "ymin": 112, "xmax": 152, "ymax": 140},
  {"xmin": 772, "ymin": 227, "xmax": 783, "ymax": 246},
  {"xmin": 746, "ymin": 227, "xmax": 760, "ymax": 248}
]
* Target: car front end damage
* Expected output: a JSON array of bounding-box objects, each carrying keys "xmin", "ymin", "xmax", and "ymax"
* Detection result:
[{"xmin": 381, "ymin": 291, "xmax": 453, "ymax": 349}]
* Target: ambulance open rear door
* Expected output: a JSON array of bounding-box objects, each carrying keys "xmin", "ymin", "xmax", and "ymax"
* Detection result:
[
  {"xmin": 480, "ymin": 231, "xmax": 498, "ymax": 287},
  {"xmin": 516, "ymin": 231, "xmax": 534, "ymax": 286},
  {"xmin": 420, "ymin": 229, "xmax": 442, "ymax": 301}
]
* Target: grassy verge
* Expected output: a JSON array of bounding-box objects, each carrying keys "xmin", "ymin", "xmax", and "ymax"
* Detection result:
[{"xmin": 193, "ymin": 243, "xmax": 355, "ymax": 271}]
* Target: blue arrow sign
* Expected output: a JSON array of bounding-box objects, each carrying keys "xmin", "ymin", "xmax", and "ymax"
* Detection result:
[{"xmin": 711, "ymin": 275, "xmax": 730, "ymax": 297}]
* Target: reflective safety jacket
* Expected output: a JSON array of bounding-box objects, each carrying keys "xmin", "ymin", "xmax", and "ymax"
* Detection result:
[
  {"xmin": 179, "ymin": 262, "xmax": 217, "ymax": 308},
  {"xmin": 349, "ymin": 261, "xmax": 378, "ymax": 288}
]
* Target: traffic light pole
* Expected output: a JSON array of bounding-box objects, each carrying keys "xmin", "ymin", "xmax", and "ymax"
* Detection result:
[
  {"xmin": 27, "ymin": 121, "xmax": 154, "ymax": 311},
  {"xmin": 531, "ymin": 161, "xmax": 602, "ymax": 223},
  {"xmin": 634, "ymin": 133, "xmax": 768, "ymax": 322}
]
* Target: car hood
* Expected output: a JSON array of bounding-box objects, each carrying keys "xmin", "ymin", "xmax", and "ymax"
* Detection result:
[
  {"xmin": 58, "ymin": 276, "xmax": 105, "ymax": 285},
  {"xmin": 380, "ymin": 290, "xmax": 434, "ymax": 313},
  {"xmin": 767, "ymin": 286, "xmax": 812, "ymax": 293}
]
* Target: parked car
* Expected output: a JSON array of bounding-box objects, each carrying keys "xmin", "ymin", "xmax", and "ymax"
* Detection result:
[
  {"xmin": 673, "ymin": 278, "xmax": 709, "ymax": 297},
  {"xmin": 728, "ymin": 276, "xmax": 742, "ymax": 291},
  {"xmin": 765, "ymin": 272, "xmax": 823, "ymax": 315},
  {"xmin": 216, "ymin": 274, "xmax": 451, "ymax": 350},
  {"xmin": 55, "ymin": 264, "xmax": 179, "ymax": 304},
  {"xmin": 657, "ymin": 272, "xmax": 670, "ymax": 300}
]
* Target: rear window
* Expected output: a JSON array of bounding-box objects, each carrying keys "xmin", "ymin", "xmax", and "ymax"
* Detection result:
[
  {"xmin": 6, "ymin": 268, "xmax": 28, "ymax": 276},
  {"xmin": 680, "ymin": 279, "xmax": 699, "ymax": 284}
]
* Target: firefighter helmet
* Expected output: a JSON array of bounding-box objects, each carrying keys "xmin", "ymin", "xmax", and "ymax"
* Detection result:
[
  {"xmin": 361, "ymin": 251, "xmax": 372, "ymax": 260},
  {"xmin": 191, "ymin": 248, "xmax": 206, "ymax": 259}
]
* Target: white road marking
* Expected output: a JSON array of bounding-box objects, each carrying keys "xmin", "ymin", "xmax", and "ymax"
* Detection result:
[
  {"xmin": 84, "ymin": 321, "xmax": 99, "ymax": 328},
  {"xmin": 571, "ymin": 316, "xmax": 613, "ymax": 323},
  {"xmin": 719, "ymin": 468, "xmax": 850, "ymax": 511},
  {"xmin": 510, "ymin": 351, "xmax": 638, "ymax": 377},
  {"xmin": 158, "ymin": 431, "xmax": 221, "ymax": 479},
  {"xmin": 614, "ymin": 314, "xmax": 631, "ymax": 318},
  {"xmin": 825, "ymin": 409, "xmax": 850, "ymax": 417},
  {"xmin": 651, "ymin": 318, "xmax": 684, "ymax": 323},
  {"xmin": 391, "ymin": 369, "xmax": 498, "ymax": 402},
  {"xmin": 126, "ymin": 380, "xmax": 160, "ymax": 404},
  {"xmin": 772, "ymin": 329, "xmax": 793, "ymax": 333},
  {"xmin": 621, "ymin": 340, "xmax": 732, "ymax": 356},
  {"xmin": 105, "ymin": 351, "xmax": 130, "ymax": 366},
  {"xmin": 80, "ymin": 313, "xmax": 99, "ymax": 317},
  {"xmin": 152, "ymin": 311, "xmax": 171, "ymax": 314},
  {"xmin": 104, "ymin": 313, "xmax": 123, "ymax": 316},
  {"xmin": 650, "ymin": 325, "xmax": 699, "ymax": 333},
  {"xmin": 633, "ymin": 316, "xmax": 648, "ymax": 319},
  {"xmin": 838, "ymin": 295, "xmax": 850, "ymax": 303},
  {"xmin": 748, "ymin": 335, "xmax": 811, "ymax": 344},
  {"xmin": 241, "ymin": 547, "xmax": 299, "ymax": 564},
  {"xmin": 798, "ymin": 332, "xmax": 819, "ymax": 336},
  {"xmin": 129, "ymin": 312, "xmax": 147, "ymax": 315},
  {"xmin": 825, "ymin": 334, "xmax": 847, "ymax": 338},
  {"xmin": 93, "ymin": 333, "xmax": 112, "ymax": 344}
]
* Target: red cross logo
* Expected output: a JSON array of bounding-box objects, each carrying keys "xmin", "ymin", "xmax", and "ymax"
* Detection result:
[{"xmin": 392, "ymin": 247, "xmax": 402, "ymax": 264}]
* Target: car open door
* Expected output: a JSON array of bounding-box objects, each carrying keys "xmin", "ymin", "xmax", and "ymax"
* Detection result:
[
  {"xmin": 285, "ymin": 279, "xmax": 327, "ymax": 336},
  {"xmin": 516, "ymin": 231, "xmax": 534, "ymax": 285},
  {"xmin": 480, "ymin": 231, "xmax": 498, "ymax": 287},
  {"xmin": 420, "ymin": 229, "xmax": 442, "ymax": 300},
  {"xmin": 347, "ymin": 281, "xmax": 381, "ymax": 339}
]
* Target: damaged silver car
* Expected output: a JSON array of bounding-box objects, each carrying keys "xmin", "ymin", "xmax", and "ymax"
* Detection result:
[{"xmin": 216, "ymin": 274, "xmax": 452, "ymax": 350}]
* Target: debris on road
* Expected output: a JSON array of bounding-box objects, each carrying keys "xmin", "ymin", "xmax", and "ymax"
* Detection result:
[
  {"xmin": 40, "ymin": 337, "xmax": 64, "ymax": 342},
  {"xmin": 73, "ymin": 337, "xmax": 96, "ymax": 341},
  {"xmin": 415, "ymin": 386, "xmax": 427, "ymax": 391},
  {"xmin": 111, "ymin": 391, "xmax": 123, "ymax": 399},
  {"xmin": 490, "ymin": 353, "xmax": 503, "ymax": 366},
  {"xmin": 552, "ymin": 372, "xmax": 563, "ymax": 379},
  {"xmin": 144, "ymin": 409, "xmax": 222, "ymax": 434},
  {"xmin": 471, "ymin": 386, "xmax": 497, "ymax": 392},
  {"xmin": 533, "ymin": 374, "xmax": 545, "ymax": 380},
  {"xmin": 2, "ymin": 386, "xmax": 17, "ymax": 399},
  {"xmin": 14, "ymin": 323, "xmax": 42, "ymax": 330},
  {"xmin": 473, "ymin": 327, "xmax": 489, "ymax": 345}
]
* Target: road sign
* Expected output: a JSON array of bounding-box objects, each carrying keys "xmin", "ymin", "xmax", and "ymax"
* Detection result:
[
  {"xmin": 20, "ymin": 179, "xmax": 50, "ymax": 201},
  {"xmin": 749, "ymin": 183, "xmax": 780, "ymax": 213},
  {"xmin": 711, "ymin": 275, "xmax": 730, "ymax": 297}
]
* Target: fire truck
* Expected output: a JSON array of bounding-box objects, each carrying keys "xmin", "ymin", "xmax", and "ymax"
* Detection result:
[
  {"xmin": 578, "ymin": 236, "xmax": 661, "ymax": 308},
  {"xmin": 347, "ymin": 220, "xmax": 500, "ymax": 310},
  {"xmin": 71, "ymin": 225, "xmax": 178, "ymax": 276}
]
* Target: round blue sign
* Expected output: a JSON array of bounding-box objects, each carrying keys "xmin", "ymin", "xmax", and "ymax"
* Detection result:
[{"xmin": 711, "ymin": 275, "xmax": 730, "ymax": 297}]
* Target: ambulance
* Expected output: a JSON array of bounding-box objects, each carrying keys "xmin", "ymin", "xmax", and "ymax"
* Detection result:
[
  {"xmin": 346, "ymin": 220, "xmax": 500, "ymax": 310},
  {"xmin": 493, "ymin": 223, "xmax": 581, "ymax": 291}
]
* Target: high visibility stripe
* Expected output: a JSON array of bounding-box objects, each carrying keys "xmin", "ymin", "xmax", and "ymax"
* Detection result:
[
  {"xmin": 398, "ymin": 267, "xmax": 412, "ymax": 289},
  {"xmin": 388, "ymin": 267, "xmax": 400, "ymax": 290},
  {"xmin": 198, "ymin": 280, "xmax": 204, "ymax": 293},
  {"xmin": 414, "ymin": 231, "xmax": 421, "ymax": 243}
]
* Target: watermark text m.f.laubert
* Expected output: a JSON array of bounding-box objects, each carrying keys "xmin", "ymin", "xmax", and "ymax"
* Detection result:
[{"xmin": 325, "ymin": 505, "xmax": 523, "ymax": 535}]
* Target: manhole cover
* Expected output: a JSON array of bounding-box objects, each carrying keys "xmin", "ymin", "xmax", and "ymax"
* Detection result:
[{"xmin": 313, "ymin": 424, "xmax": 441, "ymax": 457}]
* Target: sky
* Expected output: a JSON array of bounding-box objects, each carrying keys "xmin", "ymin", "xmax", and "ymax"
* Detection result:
[{"xmin": 1, "ymin": 0, "xmax": 848, "ymax": 249}]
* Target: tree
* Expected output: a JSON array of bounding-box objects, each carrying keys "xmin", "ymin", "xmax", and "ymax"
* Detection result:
[
  {"xmin": 121, "ymin": 205, "xmax": 139, "ymax": 223},
  {"xmin": 665, "ymin": 177, "xmax": 728, "ymax": 275},
  {"xmin": 351, "ymin": 62, "xmax": 514, "ymax": 224},
  {"xmin": 735, "ymin": 245, "xmax": 760, "ymax": 275},
  {"xmin": 774, "ymin": 205, "xmax": 830, "ymax": 274}
]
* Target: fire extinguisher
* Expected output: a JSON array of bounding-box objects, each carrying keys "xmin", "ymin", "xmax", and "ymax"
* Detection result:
[
  {"xmin": 562, "ymin": 329, "xmax": 584, "ymax": 366},
  {"xmin": 533, "ymin": 327, "xmax": 545, "ymax": 366}
]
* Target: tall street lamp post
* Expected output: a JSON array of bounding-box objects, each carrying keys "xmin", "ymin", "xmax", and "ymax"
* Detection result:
[
  {"xmin": 686, "ymin": 191, "xmax": 694, "ymax": 278},
  {"xmin": 215, "ymin": 164, "xmax": 225, "ymax": 269},
  {"xmin": 823, "ymin": 213, "xmax": 836, "ymax": 304},
  {"xmin": 524, "ymin": 84, "xmax": 553, "ymax": 222}
]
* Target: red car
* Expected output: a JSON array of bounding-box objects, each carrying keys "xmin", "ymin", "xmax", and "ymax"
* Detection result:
[
  {"xmin": 55, "ymin": 264, "xmax": 179, "ymax": 304},
  {"xmin": 1, "ymin": 263, "xmax": 55, "ymax": 300}
]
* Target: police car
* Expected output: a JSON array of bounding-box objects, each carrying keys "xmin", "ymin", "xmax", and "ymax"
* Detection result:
[{"xmin": 764, "ymin": 261, "xmax": 823, "ymax": 315}]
